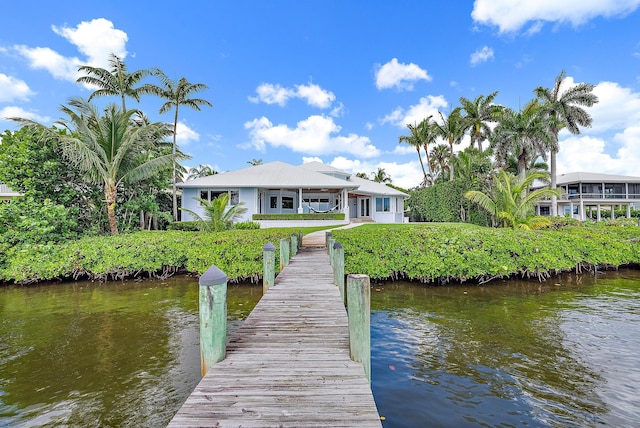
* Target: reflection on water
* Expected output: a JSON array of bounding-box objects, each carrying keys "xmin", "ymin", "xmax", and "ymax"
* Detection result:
[
  {"xmin": 371, "ymin": 270, "xmax": 640, "ymax": 427},
  {"xmin": 0, "ymin": 277, "xmax": 261, "ymax": 427},
  {"xmin": 1, "ymin": 270, "xmax": 639, "ymax": 427}
]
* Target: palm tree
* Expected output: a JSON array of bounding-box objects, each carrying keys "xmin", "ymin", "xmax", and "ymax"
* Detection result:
[
  {"xmin": 465, "ymin": 170, "xmax": 561, "ymax": 229},
  {"xmin": 12, "ymin": 97, "xmax": 175, "ymax": 234},
  {"xmin": 76, "ymin": 53, "xmax": 153, "ymax": 111},
  {"xmin": 459, "ymin": 91, "xmax": 501, "ymax": 151},
  {"xmin": 534, "ymin": 70, "xmax": 598, "ymax": 216},
  {"xmin": 491, "ymin": 100, "xmax": 552, "ymax": 179},
  {"xmin": 435, "ymin": 108, "xmax": 465, "ymax": 180},
  {"xmin": 355, "ymin": 172, "xmax": 369, "ymax": 179},
  {"xmin": 399, "ymin": 122, "xmax": 428, "ymax": 183},
  {"xmin": 429, "ymin": 143, "xmax": 451, "ymax": 182},
  {"xmin": 247, "ymin": 158, "xmax": 263, "ymax": 166},
  {"xmin": 186, "ymin": 164, "xmax": 217, "ymax": 180},
  {"xmin": 372, "ymin": 167, "xmax": 392, "ymax": 184},
  {"xmin": 149, "ymin": 70, "xmax": 212, "ymax": 221},
  {"xmin": 180, "ymin": 193, "xmax": 247, "ymax": 232}
]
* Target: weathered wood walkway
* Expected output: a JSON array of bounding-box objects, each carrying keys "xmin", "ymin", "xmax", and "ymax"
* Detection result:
[{"xmin": 168, "ymin": 246, "xmax": 381, "ymax": 427}]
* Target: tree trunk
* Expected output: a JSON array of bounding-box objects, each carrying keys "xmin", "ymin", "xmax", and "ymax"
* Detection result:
[
  {"xmin": 105, "ymin": 184, "xmax": 119, "ymax": 235},
  {"xmin": 423, "ymin": 144, "xmax": 432, "ymax": 186},
  {"xmin": 416, "ymin": 147, "xmax": 427, "ymax": 184},
  {"xmin": 550, "ymin": 149, "xmax": 557, "ymax": 216},
  {"xmin": 449, "ymin": 142, "xmax": 455, "ymax": 181}
]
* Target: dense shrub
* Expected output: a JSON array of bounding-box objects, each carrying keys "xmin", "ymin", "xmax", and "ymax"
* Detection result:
[
  {"xmin": 167, "ymin": 221, "xmax": 200, "ymax": 231},
  {"xmin": 332, "ymin": 224, "xmax": 640, "ymax": 284},
  {"xmin": 234, "ymin": 221, "xmax": 261, "ymax": 230},
  {"xmin": 253, "ymin": 213, "xmax": 345, "ymax": 220}
]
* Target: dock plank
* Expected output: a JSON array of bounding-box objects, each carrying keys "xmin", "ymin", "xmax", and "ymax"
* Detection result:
[{"xmin": 168, "ymin": 246, "xmax": 381, "ymax": 427}]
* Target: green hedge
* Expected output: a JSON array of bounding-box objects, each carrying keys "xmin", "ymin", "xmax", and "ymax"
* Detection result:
[
  {"xmin": 0, "ymin": 229, "xmax": 305, "ymax": 285},
  {"xmin": 331, "ymin": 223, "xmax": 640, "ymax": 284},
  {"xmin": 253, "ymin": 213, "xmax": 345, "ymax": 221}
]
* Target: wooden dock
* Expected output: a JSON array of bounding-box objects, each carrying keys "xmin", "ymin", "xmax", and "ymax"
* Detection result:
[{"xmin": 168, "ymin": 246, "xmax": 381, "ymax": 427}]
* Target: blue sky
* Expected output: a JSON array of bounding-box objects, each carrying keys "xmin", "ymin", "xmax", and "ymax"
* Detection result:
[{"xmin": 1, "ymin": 0, "xmax": 640, "ymax": 189}]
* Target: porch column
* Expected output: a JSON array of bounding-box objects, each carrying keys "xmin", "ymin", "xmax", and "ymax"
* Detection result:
[
  {"xmin": 580, "ymin": 199, "xmax": 585, "ymax": 221},
  {"xmin": 597, "ymin": 204, "xmax": 601, "ymax": 222},
  {"xmin": 611, "ymin": 205, "xmax": 615, "ymax": 220},
  {"xmin": 627, "ymin": 204, "xmax": 631, "ymax": 218},
  {"xmin": 569, "ymin": 201, "xmax": 574, "ymax": 219},
  {"xmin": 297, "ymin": 188, "xmax": 303, "ymax": 214},
  {"xmin": 343, "ymin": 189, "xmax": 350, "ymax": 222}
]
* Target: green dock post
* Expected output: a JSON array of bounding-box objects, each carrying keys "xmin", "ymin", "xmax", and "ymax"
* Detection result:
[
  {"xmin": 328, "ymin": 237, "xmax": 336, "ymax": 265},
  {"xmin": 333, "ymin": 241, "xmax": 345, "ymax": 304},
  {"xmin": 199, "ymin": 265, "xmax": 227, "ymax": 377},
  {"xmin": 298, "ymin": 231, "xmax": 303, "ymax": 249},
  {"xmin": 325, "ymin": 231, "xmax": 332, "ymax": 254},
  {"xmin": 263, "ymin": 242, "xmax": 275, "ymax": 295},
  {"xmin": 291, "ymin": 233, "xmax": 298, "ymax": 257},
  {"xmin": 280, "ymin": 238, "xmax": 290, "ymax": 270},
  {"xmin": 347, "ymin": 274, "xmax": 371, "ymax": 382}
]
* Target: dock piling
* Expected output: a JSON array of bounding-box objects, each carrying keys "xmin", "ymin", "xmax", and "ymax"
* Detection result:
[
  {"xmin": 347, "ymin": 274, "xmax": 371, "ymax": 382},
  {"xmin": 263, "ymin": 242, "xmax": 275, "ymax": 294},
  {"xmin": 199, "ymin": 265, "xmax": 227, "ymax": 376}
]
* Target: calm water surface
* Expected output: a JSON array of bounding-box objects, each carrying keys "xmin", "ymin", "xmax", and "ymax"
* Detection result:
[{"xmin": 1, "ymin": 270, "xmax": 639, "ymax": 427}]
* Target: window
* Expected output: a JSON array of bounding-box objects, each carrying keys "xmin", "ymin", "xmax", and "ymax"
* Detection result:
[
  {"xmin": 200, "ymin": 190, "xmax": 208, "ymax": 201},
  {"xmin": 230, "ymin": 191, "xmax": 239, "ymax": 205},
  {"xmin": 375, "ymin": 197, "xmax": 390, "ymax": 212},
  {"xmin": 282, "ymin": 196, "xmax": 294, "ymax": 209},
  {"xmin": 270, "ymin": 196, "xmax": 278, "ymax": 209}
]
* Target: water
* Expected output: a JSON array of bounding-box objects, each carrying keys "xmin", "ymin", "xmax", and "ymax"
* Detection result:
[
  {"xmin": 0, "ymin": 277, "xmax": 262, "ymax": 427},
  {"xmin": 370, "ymin": 271, "xmax": 640, "ymax": 427},
  {"xmin": 1, "ymin": 271, "xmax": 639, "ymax": 427}
]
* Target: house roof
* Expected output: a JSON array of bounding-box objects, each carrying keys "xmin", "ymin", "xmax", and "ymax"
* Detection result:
[
  {"xmin": 178, "ymin": 161, "xmax": 356, "ymax": 190},
  {"xmin": 0, "ymin": 183, "xmax": 22, "ymax": 197},
  {"xmin": 178, "ymin": 161, "xmax": 409, "ymax": 197},
  {"xmin": 556, "ymin": 172, "xmax": 640, "ymax": 184},
  {"xmin": 298, "ymin": 162, "xmax": 408, "ymax": 197}
]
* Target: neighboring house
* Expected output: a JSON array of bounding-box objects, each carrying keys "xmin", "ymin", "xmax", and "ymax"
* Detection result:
[
  {"xmin": 0, "ymin": 183, "xmax": 22, "ymax": 203},
  {"xmin": 535, "ymin": 172, "xmax": 640, "ymax": 220},
  {"xmin": 178, "ymin": 161, "xmax": 408, "ymax": 226}
]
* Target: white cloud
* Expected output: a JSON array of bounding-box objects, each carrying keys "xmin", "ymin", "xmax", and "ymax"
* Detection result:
[
  {"xmin": 0, "ymin": 106, "xmax": 51, "ymax": 124},
  {"xmin": 588, "ymin": 80, "xmax": 640, "ymax": 132},
  {"xmin": 243, "ymin": 115, "xmax": 380, "ymax": 158},
  {"xmin": 12, "ymin": 18, "xmax": 128, "ymax": 82},
  {"xmin": 470, "ymin": 46, "xmax": 494, "ymax": 66},
  {"xmin": 328, "ymin": 156, "xmax": 424, "ymax": 189},
  {"xmin": 381, "ymin": 95, "xmax": 448, "ymax": 128},
  {"xmin": 0, "ymin": 73, "xmax": 34, "ymax": 102},
  {"xmin": 249, "ymin": 82, "xmax": 336, "ymax": 108},
  {"xmin": 175, "ymin": 121, "xmax": 200, "ymax": 146},
  {"xmin": 472, "ymin": 0, "xmax": 640, "ymax": 33},
  {"xmin": 374, "ymin": 58, "xmax": 431, "ymax": 91}
]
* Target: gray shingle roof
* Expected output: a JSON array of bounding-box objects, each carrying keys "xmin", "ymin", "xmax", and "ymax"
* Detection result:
[{"xmin": 557, "ymin": 172, "xmax": 640, "ymax": 184}]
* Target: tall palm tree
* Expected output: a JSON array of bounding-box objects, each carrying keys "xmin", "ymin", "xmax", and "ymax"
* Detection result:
[
  {"xmin": 76, "ymin": 53, "xmax": 153, "ymax": 111},
  {"xmin": 435, "ymin": 108, "xmax": 465, "ymax": 181},
  {"xmin": 491, "ymin": 100, "xmax": 552, "ymax": 180},
  {"xmin": 430, "ymin": 143, "xmax": 451, "ymax": 182},
  {"xmin": 459, "ymin": 91, "xmax": 501, "ymax": 151},
  {"xmin": 465, "ymin": 170, "xmax": 561, "ymax": 229},
  {"xmin": 371, "ymin": 167, "xmax": 392, "ymax": 184},
  {"xmin": 534, "ymin": 70, "xmax": 598, "ymax": 216},
  {"xmin": 186, "ymin": 164, "xmax": 217, "ymax": 180},
  {"xmin": 149, "ymin": 70, "xmax": 212, "ymax": 221},
  {"xmin": 180, "ymin": 193, "xmax": 247, "ymax": 232},
  {"xmin": 12, "ymin": 97, "xmax": 175, "ymax": 234},
  {"xmin": 399, "ymin": 122, "xmax": 428, "ymax": 184}
]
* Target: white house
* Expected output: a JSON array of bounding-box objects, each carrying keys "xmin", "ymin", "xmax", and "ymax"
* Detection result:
[
  {"xmin": 535, "ymin": 172, "xmax": 640, "ymax": 220},
  {"xmin": 0, "ymin": 183, "xmax": 22, "ymax": 203},
  {"xmin": 178, "ymin": 161, "xmax": 409, "ymax": 226}
]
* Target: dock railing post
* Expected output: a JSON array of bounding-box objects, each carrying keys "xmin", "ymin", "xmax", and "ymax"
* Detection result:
[
  {"xmin": 291, "ymin": 233, "xmax": 298, "ymax": 257},
  {"xmin": 280, "ymin": 238, "xmax": 289, "ymax": 270},
  {"xmin": 298, "ymin": 231, "xmax": 303, "ymax": 249},
  {"xmin": 263, "ymin": 242, "xmax": 275, "ymax": 295},
  {"xmin": 328, "ymin": 237, "xmax": 336, "ymax": 265},
  {"xmin": 347, "ymin": 274, "xmax": 371, "ymax": 382},
  {"xmin": 199, "ymin": 265, "xmax": 227, "ymax": 377},
  {"xmin": 325, "ymin": 231, "xmax": 332, "ymax": 254},
  {"xmin": 333, "ymin": 241, "xmax": 345, "ymax": 304}
]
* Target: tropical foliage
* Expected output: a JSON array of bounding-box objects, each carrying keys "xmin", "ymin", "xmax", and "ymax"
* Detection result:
[
  {"xmin": 180, "ymin": 193, "xmax": 247, "ymax": 232},
  {"xmin": 465, "ymin": 170, "xmax": 561, "ymax": 229}
]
